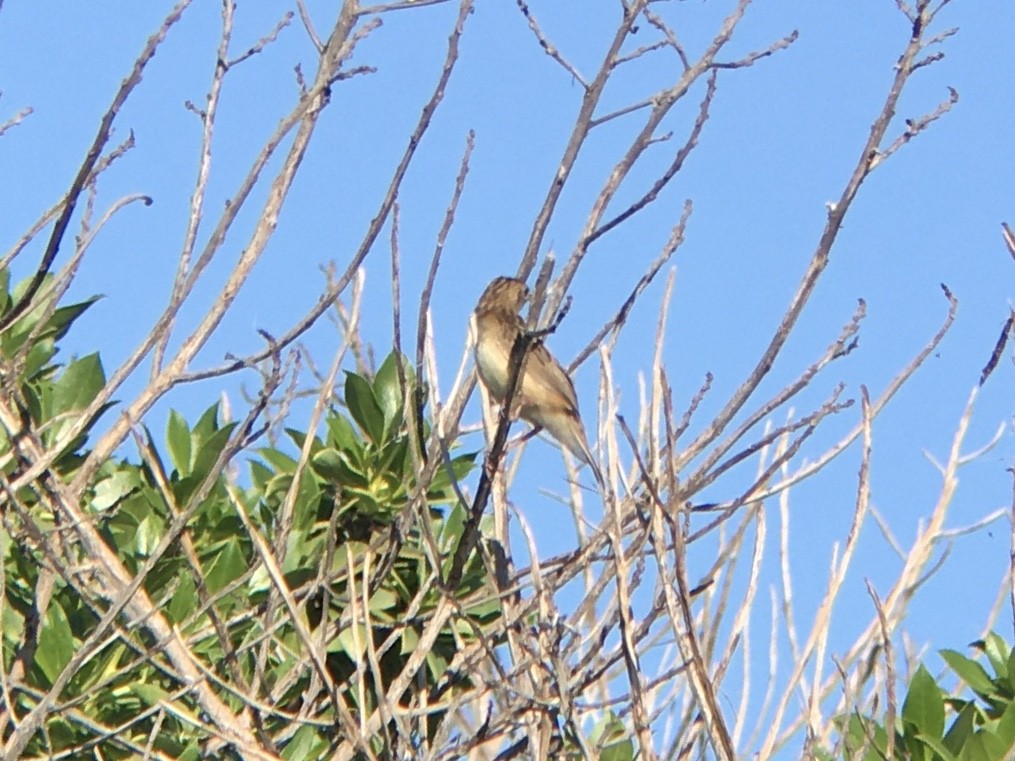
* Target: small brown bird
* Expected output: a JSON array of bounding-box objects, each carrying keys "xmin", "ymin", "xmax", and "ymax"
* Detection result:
[{"xmin": 473, "ymin": 276, "xmax": 603, "ymax": 487}]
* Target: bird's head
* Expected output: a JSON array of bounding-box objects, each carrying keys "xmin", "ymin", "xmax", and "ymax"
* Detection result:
[{"xmin": 476, "ymin": 276, "xmax": 529, "ymax": 316}]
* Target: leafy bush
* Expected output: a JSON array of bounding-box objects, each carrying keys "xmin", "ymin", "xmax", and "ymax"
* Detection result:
[
  {"xmin": 836, "ymin": 633, "xmax": 1015, "ymax": 761},
  {"xmin": 0, "ymin": 273, "xmax": 501, "ymax": 758}
]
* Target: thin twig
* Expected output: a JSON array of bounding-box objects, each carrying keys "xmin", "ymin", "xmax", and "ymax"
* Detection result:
[
  {"xmin": 516, "ymin": 0, "xmax": 589, "ymax": 88},
  {"xmin": 0, "ymin": 105, "xmax": 33, "ymax": 137},
  {"xmin": 226, "ymin": 10, "xmax": 293, "ymax": 67},
  {"xmin": 415, "ymin": 131, "xmax": 475, "ymax": 458}
]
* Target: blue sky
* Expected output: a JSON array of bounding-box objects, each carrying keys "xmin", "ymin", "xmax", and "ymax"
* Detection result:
[{"xmin": 2, "ymin": 0, "xmax": 1014, "ymax": 752}]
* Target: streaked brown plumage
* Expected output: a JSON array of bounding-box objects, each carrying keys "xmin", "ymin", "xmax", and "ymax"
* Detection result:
[{"xmin": 473, "ymin": 276, "xmax": 603, "ymax": 487}]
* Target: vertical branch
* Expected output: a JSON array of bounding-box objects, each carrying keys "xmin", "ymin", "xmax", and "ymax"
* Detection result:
[
  {"xmin": 152, "ymin": 0, "xmax": 236, "ymax": 376},
  {"xmin": 445, "ymin": 326, "xmax": 531, "ymax": 590},
  {"xmin": 414, "ymin": 131, "xmax": 475, "ymax": 459}
]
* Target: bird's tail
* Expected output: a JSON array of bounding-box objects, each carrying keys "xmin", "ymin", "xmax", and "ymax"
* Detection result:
[{"xmin": 562, "ymin": 423, "xmax": 604, "ymax": 490}]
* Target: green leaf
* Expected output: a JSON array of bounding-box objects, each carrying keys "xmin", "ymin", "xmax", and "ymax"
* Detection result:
[
  {"xmin": 10, "ymin": 271, "xmax": 50, "ymax": 303},
  {"xmin": 462, "ymin": 595, "xmax": 502, "ymax": 621},
  {"xmin": 168, "ymin": 573, "xmax": 197, "ymax": 625},
  {"xmin": 589, "ymin": 713, "xmax": 635, "ymax": 761},
  {"xmin": 89, "ymin": 641, "xmax": 129, "ymax": 687},
  {"xmin": 312, "ymin": 447, "xmax": 354, "ymax": 482},
  {"xmin": 21, "ymin": 382, "xmax": 44, "ymax": 429},
  {"xmin": 282, "ymin": 725, "xmax": 328, "ymax": 760},
  {"xmin": 289, "ymin": 469, "xmax": 323, "ymax": 533},
  {"xmin": 204, "ymin": 537, "xmax": 247, "ymax": 593},
  {"xmin": 995, "ymin": 698, "xmax": 1015, "ymax": 749},
  {"xmin": 375, "ymin": 434, "xmax": 410, "ymax": 484},
  {"xmin": 426, "ymin": 648, "xmax": 450, "ymax": 682},
  {"xmin": 130, "ymin": 682, "xmax": 170, "ymax": 708},
  {"xmin": 1005, "ymin": 647, "xmax": 1015, "ymax": 693},
  {"xmin": 259, "ymin": 447, "xmax": 298, "ymax": 474},
  {"xmin": 977, "ymin": 726, "xmax": 1010, "ymax": 759},
  {"xmin": 40, "ymin": 716, "xmax": 76, "ymax": 751},
  {"xmin": 439, "ymin": 502, "xmax": 468, "ymax": 549},
  {"xmin": 345, "ymin": 371, "xmax": 384, "ymax": 444},
  {"xmin": 0, "ymin": 269, "xmax": 10, "ymax": 310},
  {"xmin": 945, "ymin": 702, "xmax": 978, "ymax": 754},
  {"xmin": 192, "ymin": 403, "xmax": 222, "ymax": 444},
  {"xmin": 903, "ymin": 664, "xmax": 945, "ymax": 742},
  {"xmin": 335, "ymin": 624, "xmax": 369, "ymax": 659},
  {"xmin": 140, "ymin": 423, "xmax": 167, "ymax": 476},
  {"xmin": 166, "ymin": 410, "xmax": 192, "ymax": 475},
  {"xmin": 135, "ymin": 512, "xmax": 165, "ymax": 556},
  {"xmin": 1, "ymin": 274, "xmax": 52, "ymax": 355},
  {"xmin": 37, "ymin": 601, "xmax": 75, "ymax": 683},
  {"xmin": 47, "ymin": 295, "xmax": 101, "ymax": 341},
  {"xmin": 601, "ymin": 741, "xmax": 636, "ymax": 761},
  {"xmin": 958, "ymin": 732, "xmax": 993, "ymax": 761},
  {"xmin": 917, "ymin": 732, "xmax": 959, "ymax": 761},
  {"xmin": 904, "ymin": 722, "xmax": 929, "ymax": 761},
  {"xmin": 369, "ymin": 587, "xmax": 399, "ymax": 616},
  {"xmin": 249, "ymin": 459, "xmax": 273, "ymax": 492},
  {"xmin": 326, "ymin": 412, "xmax": 361, "ymax": 452},
  {"xmin": 1, "ymin": 604, "xmax": 24, "ymax": 647},
  {"xmin": 52, "ymin": 353, "xmax": 104, "ymax": 413},
  {"xmin": 943, "ymin": 650, "xmax": 996, "ymax": 696},
  {"xmin": 429, "ymin": 451, "xmax": 478, "ymax": 496},
  {"xmin": 374, "ymin": 353, "xmax": 406, "ymax": 435},
  {"xmin": 285, "ymin": 428, "xmax": 322, "ymax": 457},
  {"xmin": 839, "ymin": 713, "xmax": 885, "ymax": 760},
  {"xmin": 979, "ymin": 633, "xmax": 1011, "ymax": 679},
  {"xmin": 401, "ymin": 625, "xmax": 419, "ymax": 655},
  {"xmin": 190, "ymin": 422, "xmax": 238, "ymax": 483},
  {"xmin": 22, "ymin": 337, "xmax": 56, "ymax": 379},
  {"xmin": 92, "ymin": 467, "xmax": 142, "ymax": 510}
]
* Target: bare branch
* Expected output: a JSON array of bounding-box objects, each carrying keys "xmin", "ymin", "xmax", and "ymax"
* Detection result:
[
  {"xmin": 0, "ymin": 104, "xmax": 32, "ymax": 137},
  {"xmin": 414, "ymin": 131, "xmax": 475, "ymax": 455},
  {"xmin": 225, "ymin": 9, "xmax": 294, "ymax": 68},
  {"xmin": 875, "ymin": 86, "xmax": 958, "ymax": 166},
  {"xmin": 296, "ymin": 0, "xmax": 324, "ymax": 52},
  {"xmin": 516, "ymin": 0, "xmax": 589, "ymax": 88},
  {"xmin": 979, "ymin": 311, "xmax": 1014, "ymax": 387},
  {"xmin": 643, "ymin": 8, "xmax": 690, "ymax": 70},
  {"xmin": 585, "ymin": 75, "xmax": 715, "ymax": 247},
  {"xmin": 359, "ymin": 0, "xmax": 453, "ymax": 14},
  {"xmin": 711, "ymin": 29, "xmax": 799, "ymax": 70}
]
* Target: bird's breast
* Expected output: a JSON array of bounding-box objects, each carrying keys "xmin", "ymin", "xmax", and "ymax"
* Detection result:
[{"xmin": 475, "ymin": 333, "xmax": 511, "ymax": 401}]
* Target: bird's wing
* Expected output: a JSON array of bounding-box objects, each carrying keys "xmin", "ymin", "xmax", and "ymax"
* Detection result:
[{"xmin": 521, "ymin": 342, "xmax": 580, "ymax": 412}]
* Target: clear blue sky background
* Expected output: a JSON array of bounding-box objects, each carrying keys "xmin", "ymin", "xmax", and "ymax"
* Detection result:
[{"xmin": 2, "ymin": 0, "xmax": 1014, "ymax": 751}]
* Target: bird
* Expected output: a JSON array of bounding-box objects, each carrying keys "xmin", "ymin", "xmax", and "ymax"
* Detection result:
[{"xmin": 473, "ymin": 276, "xmax": 604, "ymax": 488}]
